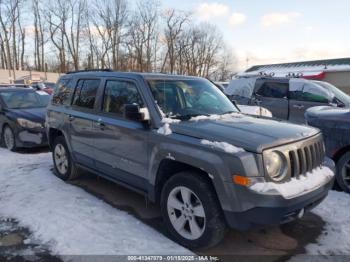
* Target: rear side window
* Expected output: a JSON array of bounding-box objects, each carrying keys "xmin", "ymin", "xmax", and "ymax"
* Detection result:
[
  {"xmin": 72, "ymin": 79, "xmax": 100, "ymax": 109},
  {"xmin": 52, "ymin": 78, "xmax": 74, "ymax": 105},
  {"xmin": 102, "ymin": 80, "xmax": 143, "ymax": 116},
  {"xmin": 256, "ymin": 82, "xmax": 288, "ymax": 98}
]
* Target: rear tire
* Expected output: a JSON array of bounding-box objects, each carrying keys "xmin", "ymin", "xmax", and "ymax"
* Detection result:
[
  {"xmin": 160, "ymin": 171, "xmax": 227, "ymax": 249},
  {"xmin": 52, "ymin": 136, "xmax": 81, "ymax": 180},
  {"xmin": 2, "ymin": 125, "xmax": 17, "ymax": 152},
  {"xmin": 336, "ymin": 151, "xmax": 350, "ymax": 193}
]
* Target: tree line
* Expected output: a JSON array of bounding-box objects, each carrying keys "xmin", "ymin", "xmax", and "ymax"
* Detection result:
[{"xmin": 0, "ymin": 0, "xmax": 236, "ymax": 81}]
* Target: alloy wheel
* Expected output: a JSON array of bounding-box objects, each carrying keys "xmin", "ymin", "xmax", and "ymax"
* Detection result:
[
  {"xmin": 4, "ymin": 127, "xmax": 15, "ymax": 150},
  {"xmin": 341, "ymin": 160, "xmax": 350, "ymax": 189},
  {"xmin": 54, "ymin": 144, "xmax": 68, "ymax": 175},
  {"xmin": 167, "ymin": 186, "xmax": 206, "ymax": 240}
]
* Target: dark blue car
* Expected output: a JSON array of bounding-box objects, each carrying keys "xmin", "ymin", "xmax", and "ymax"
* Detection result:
[
  {"xmin": 0, "ymin": 88, "xmax": 50, "ymax": 151},
  {"xmin": 306, "ymin": 106, "xmax": 350, "ymax": 193}
]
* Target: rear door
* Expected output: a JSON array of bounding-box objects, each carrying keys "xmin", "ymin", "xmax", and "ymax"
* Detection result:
[
  {"xmin": 91, "ymin": 78, "xmax": 149, "ymax": 191},
  {"xmin": 289, "ymin": 82, "xmax": 330, "ymax": 123},
  {"xmin": 68, "ymin": 78, "xmax": 101, "ymax": 167},
  {"xmin": 252, "ymin": 80, "xmax": 289, "ymax": 120}
]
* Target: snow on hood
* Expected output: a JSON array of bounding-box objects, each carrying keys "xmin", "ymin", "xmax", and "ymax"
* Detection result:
[
  {"xmin": 201, "ymin": 139, "xmax": 245, "ymax": 154},
  {"xmin": 173, "ymin": 113, "xmax": 319, "ymax": 153},
  {"xmin": 249, "ymin": 166, "xmax": 334, "ymax": 199}
]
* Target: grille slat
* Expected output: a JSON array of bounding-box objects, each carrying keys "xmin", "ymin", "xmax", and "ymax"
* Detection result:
[{"xmin": 288, "ymin": 139, "xmax": 325, "ymax": 178}]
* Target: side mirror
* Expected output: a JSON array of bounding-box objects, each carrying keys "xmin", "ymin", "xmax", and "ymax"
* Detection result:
[{"xmin": 124, "ymin": 104, "xmax": 150, "ymax": 123}]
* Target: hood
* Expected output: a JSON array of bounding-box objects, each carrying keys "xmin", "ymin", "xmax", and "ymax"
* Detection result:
[
  {"xmin": 306, "ymin": 106, "xmax": 350, "ymax": 129},
  {"xmin": 6, "ymin": 107, "xmax": 46, "ymax": 123},
  {"xmin": 171, "ymin": 114, "xmax": 319, "ymax": 153}
]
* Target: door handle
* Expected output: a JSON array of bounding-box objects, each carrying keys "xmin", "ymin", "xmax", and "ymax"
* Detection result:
[
  {"xmin": 68, "ymin": 115, "xmax": 75, "ymax": 121},
  {"xmin": 293, "ymin": 104, "xmax": 305, "ymax": 109}
]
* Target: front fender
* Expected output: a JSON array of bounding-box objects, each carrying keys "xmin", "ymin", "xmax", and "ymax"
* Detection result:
[{"xmin": 147, "ymin": 134, "xmax": 253, "ymax": 212}]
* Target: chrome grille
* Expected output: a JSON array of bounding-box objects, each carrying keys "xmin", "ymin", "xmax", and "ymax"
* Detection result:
[{"xmin": 288, "ymin": 139, "xmax": 325, "ymax": 178}]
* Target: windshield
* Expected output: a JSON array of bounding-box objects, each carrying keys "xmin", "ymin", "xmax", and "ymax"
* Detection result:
[
  {"xmin": 313, "ymin": 81, "xmax": 350, "ymax": 106},
  {"xmin": 0, "ymin": 91, "xmax": 50, "ymax": 109},
  {"xmin": 148, "ymin": 79, "xmax": 238, "ymax": 120}
]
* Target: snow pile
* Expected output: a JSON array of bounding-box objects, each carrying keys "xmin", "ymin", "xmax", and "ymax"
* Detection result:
[
  {"xmin": 238, "ymin": 105, "xmax": 273, "ymax": 117},
  {"xmin": 0, "ymin": 149, "xmax": 191, "ymax": 255},
  {"xmin": 157, "ymin": 118, "xmax": 180, "ymax": 136},
  {"xmin": 249, "ymin": 166, "xmax": 334, "ymax": 199},
  {"xmin": 304, "ymin": 190, "xmax": 350, "ymax": 255},
  {"xmin": 201, "ymin": 139, "xmax": 245, "ymax": 154}
]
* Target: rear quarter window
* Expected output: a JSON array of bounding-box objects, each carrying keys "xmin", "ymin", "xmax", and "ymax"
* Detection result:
[
  {"xmin": 72, "ymin": 79, "xmax": 100, "ymax": 109},
  {"xmin": 52, "ymin": 78, "xmax": 74, "ymax": 106}
]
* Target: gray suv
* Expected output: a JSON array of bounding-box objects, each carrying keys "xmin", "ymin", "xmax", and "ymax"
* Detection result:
[
  {"xmin": 46, "ymin": 70, "xmax": 335, "ymax": 249},
  {"xmin": 225, "ymin": 77, "xmax": 350, "ymax": 123}
]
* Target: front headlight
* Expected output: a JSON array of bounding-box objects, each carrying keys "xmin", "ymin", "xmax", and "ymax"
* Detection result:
[
  {"xmin": 17, "ymin": 118, "xmax": 43, "ymax": 129},
  {"xmin": 264, "ymin": 151, "xmax": 287, "ymax": 181}
]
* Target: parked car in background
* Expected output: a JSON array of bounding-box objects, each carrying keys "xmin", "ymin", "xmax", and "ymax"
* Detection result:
[
  {"xmin": 0, "ymin": 88, "xmax": 49, "ymax": 151},
  {"xmin": 306, "ymin": 106, "xmax": 350, "ymax": 193},
  {"xmin": 214, "ymin": 81, "xmax": 230, "ymax": 91},
  {"xmin": 225, "ymin": 77, "xmax": 350, "ymax": 123},
  {"xmin": 31, "ymin": 82, "xmax": 55, "ymax": 95},
  {"xmin": 46, "ymin": 70, "xmax": 334, "ymax": 249}
]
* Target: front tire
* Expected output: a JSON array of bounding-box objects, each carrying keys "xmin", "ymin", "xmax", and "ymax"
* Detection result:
[
  {"xmin": 3, "ymin": 126, "xmax": 17, "ymax": 151},
  {"xmin": 52, "ymin": 136, "xmax": 81, "ymax": 180},
  {"xmin": 161, "ymin": 172, "xmax": 227, "ymax": 249},
  {"xmin": 336, "ymin": 151, "xmax": 350, "ymax": 193}
]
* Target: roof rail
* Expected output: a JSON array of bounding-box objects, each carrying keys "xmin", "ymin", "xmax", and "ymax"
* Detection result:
[{"xmin": 65, "ymin": 69, "xmax": 113, "ymax": 74}]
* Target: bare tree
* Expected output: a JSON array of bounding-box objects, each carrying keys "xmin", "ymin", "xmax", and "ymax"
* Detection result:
[
  {"xmin": 0, "ymin": 0, "xmax": 236, "ymax": 79},
  {"xmin": 33, "ymin": 0, "xmax": 46, "ymax": 71},
  {"xmin": 128, "ymin": 0, "xmax": 159, "ymax": 72},
  {"xmin": 161, "ymin": 9, "xmax": 190, "ymax": 73}
]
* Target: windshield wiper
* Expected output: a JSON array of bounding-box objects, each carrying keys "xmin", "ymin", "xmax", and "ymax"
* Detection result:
[{"xmin": 168, "ymin": 114, "xmax": 209, "ymax": 120}]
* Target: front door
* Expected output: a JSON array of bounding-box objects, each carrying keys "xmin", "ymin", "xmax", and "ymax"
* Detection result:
[
  {"xmin": 289, "ymin": 82, "xmax": 330, "ymax": 123},
  {"xmin": 92, "ymin": 78, "xmax": 149, "ymax": 191},
  {"xmin": 252, "ymin": 81, "xmax": 289, "ymax": 120}
]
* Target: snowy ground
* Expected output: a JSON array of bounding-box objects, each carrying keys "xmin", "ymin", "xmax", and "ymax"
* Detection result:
[
  {"xmin": 0, "ymin": 148, "xmax": 349, "ymax": 258},
  {"xmin": 0, "ymin": 148, "xmax": 190, "ymax": 256}
]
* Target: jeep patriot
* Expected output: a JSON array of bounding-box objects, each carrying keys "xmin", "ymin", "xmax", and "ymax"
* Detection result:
[{"xmin": 46, "ymin": 70, "xmax": 335, "ymax": 249}]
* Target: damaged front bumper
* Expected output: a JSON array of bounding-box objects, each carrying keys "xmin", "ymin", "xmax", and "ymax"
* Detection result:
[
  {"xmin": 224, "ymin": 157, "xmax": 335, "ymax": 230},
  {"xmin": 16, "ymin": 128, "xmax": 48, "ymax": 148}
]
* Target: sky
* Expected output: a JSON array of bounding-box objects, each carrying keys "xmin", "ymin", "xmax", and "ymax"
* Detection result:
[{"xmin": 161, "ymin": 0, "xmax": 350, "ymax": 71}]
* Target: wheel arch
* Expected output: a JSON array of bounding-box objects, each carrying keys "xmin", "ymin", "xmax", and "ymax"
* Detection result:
[{"xmin": 332, "ymin": 145, "xmax": 350, "ymax": 163}]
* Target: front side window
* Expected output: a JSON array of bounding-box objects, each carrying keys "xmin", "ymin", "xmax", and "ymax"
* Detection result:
[
  {"xmin": 147, "ymin": 79, "xmax": 238, "ymax": 120},
  {"xmin": 313, "ymin": 81, "xmax": 350, "ymax": 106},
  {"xmin": 72, "ymin": 79, "xmax": 100, "ymax": 109},
  {"xmin": 256, "ymin": 82, "xmax": 288, "ymax": 99},
  {"xmin": 0, "ymin": 91, "xmax": 50, "ymax": 109},
  {"xmin": 102, "ymin": 80, "xmax": 143, "ymax": 116},
  {"xmin": 290, "ymin": 83, "xmax": 330, "ymax": 103},
  {"xmin": 52, "ymin": 79, "xmax": 74, "ymax": 105}
]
